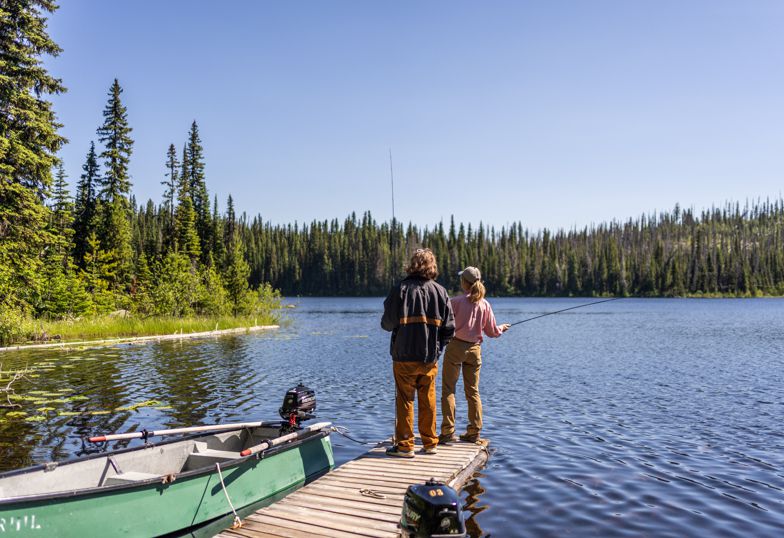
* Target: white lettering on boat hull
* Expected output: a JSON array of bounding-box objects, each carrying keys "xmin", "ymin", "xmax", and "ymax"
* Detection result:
[{"xmin": 0, "ymin": 515, "xmax": 42, "ymax": 532}]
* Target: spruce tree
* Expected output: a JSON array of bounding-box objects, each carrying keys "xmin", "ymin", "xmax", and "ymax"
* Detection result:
[
  {"xmin": 173, "ymin": 144, "xmax": 200, "ymax": 259},
  {"xmin": 96, "ymin": 78, "xmax": 134, "ymax": 291},
  {"xmin": 224, "ymin": 228, "xmax": 251, "ymax": 315},
  {"xmin": 211, "ymin": 195, "xmax": 225, "ymax": 268},
  {"xmin": 161, "ymin": 143, "xmax": 179, "ymax": 250},
  {"xmin": 51, "ymin": 162, "xmax": 74, "ymax": 252},
  {"xmin": 186, "ymin": 121, "xmax": 212, "ymax": 263},
  {"xmin": 39, "ymin": 162, "xmax": 89, "ymax": 318},
  {"xmin": 73, "ymin": 141, "xmax": 99, "ymax": 267},
  {"xmin": 0, "ymin": 0, "xmax": 66, "ymax": 316}
]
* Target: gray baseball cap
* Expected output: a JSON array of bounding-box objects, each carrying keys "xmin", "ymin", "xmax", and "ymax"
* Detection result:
[{"xmin": 458, "ymin": 266, "xmax": 481, "ymax": 283}]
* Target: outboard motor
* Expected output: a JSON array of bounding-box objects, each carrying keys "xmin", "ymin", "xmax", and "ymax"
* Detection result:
[
  {"xmin": 279, "ymin": 383, "xmax": 316, "ymax": 432},
  {"xmin": 400, "ymin": 479, "xmax": 466, "ymax": 537}
]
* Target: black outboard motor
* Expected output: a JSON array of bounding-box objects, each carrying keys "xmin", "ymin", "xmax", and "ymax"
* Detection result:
[
  {"xmin": 279, "ymin": 383, "xmax": 316, "ymax": 432},
  {"xmin": 400, "ymin": 479, "xmax": 466, "ymax": 537}
]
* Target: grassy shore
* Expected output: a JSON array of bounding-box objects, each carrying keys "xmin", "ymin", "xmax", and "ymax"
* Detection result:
[{"xmin": 15, "ymin": 314, "xmax": 279, "ymax": 345}]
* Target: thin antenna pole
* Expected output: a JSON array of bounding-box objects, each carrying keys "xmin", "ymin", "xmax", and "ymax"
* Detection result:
[
  {"xmin": 389, "ymin": 148, "xmax": 396, "ymax": 222},
  {"xmin": 388, "ymin": 148, "xmax": 398, "ymax": 447}
]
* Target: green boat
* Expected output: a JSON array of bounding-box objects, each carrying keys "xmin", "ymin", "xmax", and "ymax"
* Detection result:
[{"xmin": 0, "ymin": 420, "xmax": 334, "ymax": 537}]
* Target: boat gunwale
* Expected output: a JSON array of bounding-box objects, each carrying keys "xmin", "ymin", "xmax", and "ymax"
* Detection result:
[{"xmin": 0, "ymin": 422, "xmax": 332, "ymax": 506}]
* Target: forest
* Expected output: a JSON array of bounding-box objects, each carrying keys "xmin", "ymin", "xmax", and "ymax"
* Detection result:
[
  {"xmin": 2, "ymin": 2, "xmax": 784, "ymax": 345},
  {"xmin": 233, "ymin": 200, "xmax": 784, "ymax": 298}
]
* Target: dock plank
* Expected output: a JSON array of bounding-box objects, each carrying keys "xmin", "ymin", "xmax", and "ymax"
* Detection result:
[{"xmin": 216, "ymin": 438, "xmax": 489, "ymax": 538}]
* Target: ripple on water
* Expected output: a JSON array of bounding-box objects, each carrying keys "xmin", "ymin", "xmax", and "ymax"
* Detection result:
[{"xmin": 1, "ymin": 298, "xmax": 784, "ymax": 537}]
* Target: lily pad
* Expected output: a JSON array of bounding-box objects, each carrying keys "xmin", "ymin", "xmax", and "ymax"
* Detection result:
[{"xmin": 115, "ymin": 400, "xmax": 161, "ymax": 412}]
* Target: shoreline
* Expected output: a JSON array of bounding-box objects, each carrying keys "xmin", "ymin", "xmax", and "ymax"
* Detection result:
[{"xmin": 0, "ymin": 325, "xmax": 279, "ymax": 353}]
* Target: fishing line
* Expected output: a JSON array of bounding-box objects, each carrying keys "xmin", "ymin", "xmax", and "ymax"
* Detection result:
[{"xmin": 509, "ymin": 297, "xmax": 621, "ymax": 327}]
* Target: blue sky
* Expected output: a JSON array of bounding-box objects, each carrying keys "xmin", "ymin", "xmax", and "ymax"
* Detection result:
[{"xmin": 45, "ymin": 1, "xmax": 784, "ymax": 231}]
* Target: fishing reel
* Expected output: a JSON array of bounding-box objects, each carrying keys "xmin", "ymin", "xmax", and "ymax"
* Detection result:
[
  {"xmin": 279, "ymin": 383, "xmax": 316, "ymax": 434},
  {"xmin": 400, "ymin": 479, "xmax": 466, "ymax": 537}
]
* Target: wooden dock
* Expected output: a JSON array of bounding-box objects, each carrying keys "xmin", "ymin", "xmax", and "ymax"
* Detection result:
[{"xmin": 215, "ymin": 438, "xmax": 489, "ymax": 538}]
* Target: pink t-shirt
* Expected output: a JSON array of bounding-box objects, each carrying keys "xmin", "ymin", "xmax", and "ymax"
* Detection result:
[{"xmin": 450, "ymin": 294, "xmax": 502, "ymax": 344}]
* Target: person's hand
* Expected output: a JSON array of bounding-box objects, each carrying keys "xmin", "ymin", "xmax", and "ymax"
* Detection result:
[{"xmin": 500, "ymin": 323, "xmax": 510, "ymax": 332}]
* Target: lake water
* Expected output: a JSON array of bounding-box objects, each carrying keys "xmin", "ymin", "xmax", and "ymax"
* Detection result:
[{"xmin": 1, "ymin": 298, "xmax": 783, "ymax": 537}]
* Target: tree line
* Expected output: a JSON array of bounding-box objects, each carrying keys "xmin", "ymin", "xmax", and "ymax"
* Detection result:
[
  {"xmin": 0, "ymin": 2, "xmax": 274, "ymax": 344},
  {"xmin": 27, "ymin": 81, "xmax": 274, "ymax": 322},
  {"xmin": 2, "ymin": 3, "xmax": 783, "ymax": 346},
  {"xmin": 229, "ymin": 200, "xmax": 784, "ymax": 297}
]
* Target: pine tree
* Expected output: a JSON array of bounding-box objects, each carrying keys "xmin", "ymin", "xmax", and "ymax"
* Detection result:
[
  {"xmin": 96, "ymin": 78, "xmax": 134, "ymax": 288},
  {"xmin": 173, "ymin": 144, "xmax": 200, "ymax": 259},
  {"xmin": 186, "ymin": 121, "xmax": 212, "ymax": 264},
  {"xmin": 132, "ymin": 251, "xmax": 154, "ymax": 314},
  {"xmin": 97, "ymin": 79, "xmax": 133, "ymax": 201},
  {"xmin": 222, "ymin": 196, "xmax": 251, "ymax": 314},
  {"xmin": 81, "ymin": 231, "xmax": 115, "ymax": 313},
  {"xmin": 73, "ymin": 142, "xmax": 99, "ymax": 267},
  {"xmin": 211, "ymin": 195, "xmax": 225, "ymax": 267},
  {"xmin": 51, "ymin": 163, "xmax": 74, "ymax": 254},
  {"xmin": 161, "ymin": 143, "xmax": 179, "ymax": 250},
  {"xmin": 0, "ymin": 0, "xmax": 66, "ymax": 317},
  {"xmin": 38, "ymin": 163, "xmax": 89, "ymax": 318}
]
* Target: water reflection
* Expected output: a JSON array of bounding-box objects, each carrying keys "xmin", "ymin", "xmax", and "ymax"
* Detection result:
[
  {"xmin": 463, "ymin": 472, "xmax": 489, "ymax": 538},
  {"xmin": 1, "ymin": 298, "xmax": 783, "ymax": 537}
]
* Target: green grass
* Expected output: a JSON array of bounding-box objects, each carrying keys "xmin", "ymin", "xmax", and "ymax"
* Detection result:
[{"xmin": 20, "ymin": 314, "xmax": 279, "ymax": 345}]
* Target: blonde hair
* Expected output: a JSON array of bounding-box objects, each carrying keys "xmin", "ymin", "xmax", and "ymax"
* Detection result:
[
  {"xmin": 405, "ymin": 248, "xmax": 438, "ymax": 280},
  {"xmin": 462, "ymin": 276, "xmax": 486, "ymax": 303}
]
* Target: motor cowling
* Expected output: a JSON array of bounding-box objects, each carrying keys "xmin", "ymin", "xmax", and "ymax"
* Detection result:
[
  {"xmin": 400, "ymin": 479, "xmax": 466, "ymax": 537},
  {"xmin": 279, "ymin": 383, "xmax": 316, "ymax": 427}
]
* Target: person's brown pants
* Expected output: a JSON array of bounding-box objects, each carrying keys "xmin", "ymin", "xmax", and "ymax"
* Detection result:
[
  {"xmin": 440, "ymin": 339, "xmax": 483, "ymax": 437},
  {"xmin": 393, "ymin": 361, "xmax": 438, "ymax": 451}
]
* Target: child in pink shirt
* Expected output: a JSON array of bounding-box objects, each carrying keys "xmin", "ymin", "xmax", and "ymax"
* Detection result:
[{"xmin": 439, "ymin": 266, "xmax": 509, "ymax": 444}]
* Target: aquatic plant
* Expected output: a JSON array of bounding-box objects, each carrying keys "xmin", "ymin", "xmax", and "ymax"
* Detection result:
[
  {"xmin": 0, "ymin": 362, "xmax": 32, "ymax": 409},
  {"xmin": 114, "ymin": 400, "xmax": 162, "ymax": 412}
]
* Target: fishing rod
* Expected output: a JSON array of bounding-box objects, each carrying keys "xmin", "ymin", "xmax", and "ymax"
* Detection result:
[{"xmin": 509, "ymin": 297, "xmax": 621, "ymax": 327}]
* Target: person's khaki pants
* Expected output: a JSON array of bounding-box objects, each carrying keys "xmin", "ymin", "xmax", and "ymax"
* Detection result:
[
  {"xmin": 440, "ymin": 339, "xmax": 483, "ymax": 436},
  {"xmin": 393, "ymin": 361, "xmax": 438, "ymax": 451}
]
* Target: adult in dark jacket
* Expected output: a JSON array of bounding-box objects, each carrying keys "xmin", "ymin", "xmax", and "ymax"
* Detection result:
[{"xmin": 381, "ymin": 248, "xmax": 455, "ymax": 457}]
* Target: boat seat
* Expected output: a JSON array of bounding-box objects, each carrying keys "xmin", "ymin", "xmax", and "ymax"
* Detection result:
[
  {"xmin": 104, "ymin": 471, "xmax": 160, "ymax": 486},
  {"xmin": 185, "ymin": 443, "xmax": 240, "ymax": 469}
]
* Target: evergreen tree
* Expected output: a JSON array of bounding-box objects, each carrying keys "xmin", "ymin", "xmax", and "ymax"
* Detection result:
[
  {"xmin": 186, "ymin": 121, "xmax": 212, "ymax": 264},
  {"xmin": 0, "ymin": 0, "xmax": 66, "ymax": 318},
  {"xmin": 96, "ymin": 78, "xmax": 134, "ymax": 289},
  {"xmin": 173, "ymin": 144, "xmax": 200, "ymax": 259},
  {"xmin": 38, "ymin": 162, "xmax": 90, "ymax": 319},
  {"xmin": 50, "ymin": 162, "xmax": 74, "ymax": 253},
  {"xmin": 73, "ymin": 141, "xmax": 100, "ymax": 267},
  {"xmin": 211, "ymin": 195, "xmax": 225, "ymax": 268},
  {"xmin": 80, "ymin": 231, "xmax": 115, "ymax": 313},
  {"xmin": 222, "ymin": 196, "xmax": 251, "ymax": 314},
  {"xmin": 161, "ymin": 143, "xmax": 179, "ymax": 250}
]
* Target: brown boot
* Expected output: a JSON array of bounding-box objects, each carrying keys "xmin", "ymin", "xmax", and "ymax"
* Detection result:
[
  {"xmin": 438, "ymin": 433, "xmax": 457, "ymax": 445},
  {"xmin": 459, "ymin": 432, "xmax": 482, "ymax": 443}
]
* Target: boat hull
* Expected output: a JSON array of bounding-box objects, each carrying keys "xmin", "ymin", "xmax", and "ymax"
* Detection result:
[{"xmin": 0, "ymin": 432, "xmax": 333, "ymax": 537}]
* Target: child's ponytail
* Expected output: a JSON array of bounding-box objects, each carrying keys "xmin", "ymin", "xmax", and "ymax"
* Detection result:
[{"xmin": 467, "ymin": 278, "xmax": 486, "ymax": 303}]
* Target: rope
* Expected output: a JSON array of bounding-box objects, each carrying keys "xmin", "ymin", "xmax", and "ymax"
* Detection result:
[
  {"xmin": 360, "ymin": 488, "xmax": 386, "ymax": 499},
  {"xmin": 331, "ymin": 426, "xmax": 380, "ymax": 446},
  {"xmin": 215, "ymin": 463, "xmax": 242, "ymax": 529}
]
